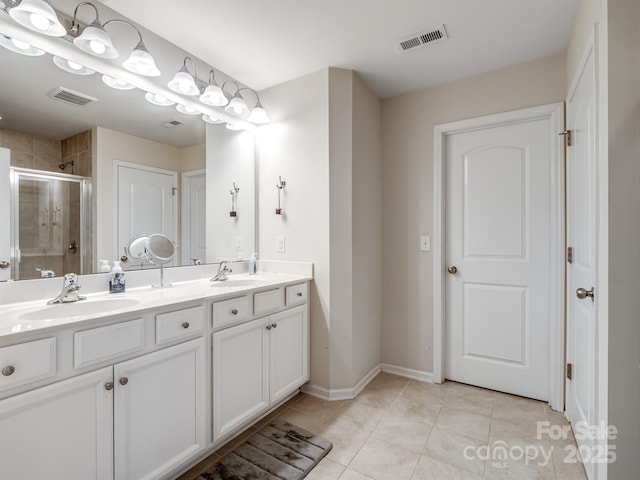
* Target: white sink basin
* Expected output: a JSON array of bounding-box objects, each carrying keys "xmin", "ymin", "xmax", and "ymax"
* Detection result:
[{"xmin": 18, "ymin": 298, "xmax": 142, "ymax": 322}]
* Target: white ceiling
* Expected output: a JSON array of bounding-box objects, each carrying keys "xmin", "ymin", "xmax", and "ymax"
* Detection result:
[{"xmin": 101, "ymin": 0, "xmax": 580, "ymax": 98}]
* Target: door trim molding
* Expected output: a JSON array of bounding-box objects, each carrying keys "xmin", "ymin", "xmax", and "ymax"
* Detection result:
[
  {"xmin": 433, "ymin": 103, "xmax": 565, "ymax": 410},
  {"xmin": 181, "ymin": 169, "xmax": 206, "ymax": 265}
]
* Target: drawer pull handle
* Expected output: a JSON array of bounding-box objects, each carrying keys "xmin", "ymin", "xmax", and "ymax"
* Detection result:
[
  {"xmin": 105, "ymin": 382, "xmax": 114, "ymax": 391},
  {"xmin": 296, "ymin": 292, "xmax": 303, "ymax": 297},
  {"xmin": 181, "ymin": 321, "xmax": 190, "ymax": 329},
  {"xmin": 271, "ymin": 323, "xmax": 277, "ymax": 329},
  {"xmin": 119, "ymin": 377, "xmax": 129, "ymax": 386},
  {"xmin": 231, "ymin": 309, "xmax": 238, "ymax": 315},
  {"xmin": 2, "ymin": 366, "xmax": 15, "ymax": 376}
]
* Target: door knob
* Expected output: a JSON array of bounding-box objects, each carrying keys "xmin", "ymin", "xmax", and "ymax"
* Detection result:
[
  {"xmin": 0, "ymin": 261, "xmax": 9, "ymax": 269},
  {"xmin": 576, "ymin": 287, "xmax": 594, "ymax": 301},
  {"xmin": 447, "ymin": 266, "xmax": 458, "ymax": 274}
]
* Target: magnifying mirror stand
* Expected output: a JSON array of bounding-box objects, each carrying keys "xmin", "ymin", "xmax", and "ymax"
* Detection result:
[{"xmin": 153, "ymin": 264, "xmax": 172, "ymax": 289}]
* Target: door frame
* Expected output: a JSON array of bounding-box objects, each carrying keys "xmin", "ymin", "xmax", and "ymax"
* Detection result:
[
  {"xmin": 433, "ymin": 103, "xmax": 565, "ymax": 410},
  {"xmin": 180, "ymin": 169, "xmax": 206, "ymax": 265},
  {"xmin": 113, "ymin": 160, "xmax": 178, "ymax": 262}
]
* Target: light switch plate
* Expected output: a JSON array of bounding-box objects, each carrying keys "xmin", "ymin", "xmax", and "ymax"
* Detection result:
[
  {"xmin": 276, "ymin": 235, "xmax": 286, "ymax": 253},
  {"xmin": 420, "ymin": 235, "xmax": 431, "ymax": 252}
]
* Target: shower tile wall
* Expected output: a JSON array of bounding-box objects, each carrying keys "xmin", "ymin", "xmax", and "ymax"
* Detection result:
[{"xmin": 0, "ymin": 128, "xmax": 92, "ymax": 280}]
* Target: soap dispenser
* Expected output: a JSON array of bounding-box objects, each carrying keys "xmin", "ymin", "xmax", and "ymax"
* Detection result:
[
  {"xmin": 99, "ymin": 259, "xmax": 110, "ymax": 273},
  {"xmin": 109, "ymin": 261, "xmax": 125, "ymax": 293},
  {"xmin": 249, "ymin": 253, "xmax": 257, "ymax": 275}
]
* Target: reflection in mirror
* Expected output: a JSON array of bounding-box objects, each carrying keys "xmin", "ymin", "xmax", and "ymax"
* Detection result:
[{"xmin": 0, "ymin": 0, "xmax": 257, "ymax": 281}]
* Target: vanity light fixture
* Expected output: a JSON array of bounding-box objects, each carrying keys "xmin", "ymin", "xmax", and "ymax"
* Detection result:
[
  {"xmin": 103, "ymin": 19, "xmax": 160, "ymax": 77},
  {"xmin": 53, "ymin": 55, "xmax": 95, "ymax": 75},
  {"xmin": 0, "ymin": 34, "xmax": 45, "ymax": 56},
  {"xmin": 176, "ymin": 104, "xmax": 200, "ymax": 115},
  {"xmin": 224, "ymin": 86, "xmax": 270, "ymax": 124},
  {"xmin": 224, "ymin": 83, "xmax": 250, "ymax": 117},
  {"xmin": 202, "ymin": 114, "xmax": 223, "ymax": 124},
  {"xmin": 200, "ymin": 70, "xmax": 228, "ymax": 106},
  {"xmin": 70, "ymin": 2, "xmax": 118, "ymax": 59},
  {"xmin": 6, "ymin": 0, "xmax": 66, "ymax": 37},
  {"xmin": 145, "ymin": 92, "xmax": 175, "ymax": 106},
  {"xmin": 168, "ymin": 57, "xmax": 200, "ymax": 96},
  {"xmin": 102, "ymin": 74, "xmax": 135, "ymax": 90}
]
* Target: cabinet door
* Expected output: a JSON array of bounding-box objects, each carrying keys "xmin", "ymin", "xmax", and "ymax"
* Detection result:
[
  {"xmin": 114, "ymin": 338, "xmax": 205, "ymax": 480},
  {"xmin": 269, "ymin": 305, "xmax": 309, "ymax": 404},
  {"xmin": 0, "ymin": 367, "xmax": 113, "ymax": 480},
  {"xmin": 213, "ymin": 317, "xmax": 269, "ymax": 441}
]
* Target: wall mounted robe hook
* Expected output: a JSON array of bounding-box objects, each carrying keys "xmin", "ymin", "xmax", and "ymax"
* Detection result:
[
  {"xmin": 275, "ymin": 176, "xmax": 286, "ymax": 215},
  {"xmin": 230, "ymin": 182, "xmax": 240, "ymax": 217}
]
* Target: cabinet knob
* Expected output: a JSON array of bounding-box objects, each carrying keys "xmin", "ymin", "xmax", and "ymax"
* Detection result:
[
  {"xmin": 266, "ymin": 325, "xmax": 272, "ymax": 331},
  {"xmin": 271, "ymin": 323, "xmax": 277, "ymax": 329},
  {"xmin": 181, "ymin": 321, "xmax": 190, "ymax": 329},
  {"xmin": 119, "ymin": 377, "xmax": 129, "ymax": 386},
  {"xmin": 231, "ymin": 309, "xmax": 238, "ymax": 315},
  {"xmin": 105, "ymin": 382, "xmax": 114, "ymax": 391},
  {"xmin": 296, "ymin": 292, "xmax": 303, "ymax": 297},
  {"xmin": 2, "ymin": 365, "xmax": 15, "ymax": 376}
]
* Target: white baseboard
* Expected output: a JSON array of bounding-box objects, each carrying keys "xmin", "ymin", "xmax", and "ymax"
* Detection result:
[
  {"xmin": 301, "ymin": 364, "xmax": 381, "ymax": 401},
  {"xmin": 380, "ymin": 363, "xmax": 434, "ymax": 383},
  {"xmin": 301, "ymin": 363, "xmax": 436, "ymax": 400}
]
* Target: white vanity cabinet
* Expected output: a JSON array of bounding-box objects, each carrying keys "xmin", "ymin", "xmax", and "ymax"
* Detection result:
[
  {"xmin": 0, "ymin": 335, "xmax": 204, "ymax": 480},
  {"xmin": 212, "ymin": 300, "xmax": 308, "ymax": 441},
  {"xmin": 0, "ymin": 367, "xmax": 114, "ymax": 480}
]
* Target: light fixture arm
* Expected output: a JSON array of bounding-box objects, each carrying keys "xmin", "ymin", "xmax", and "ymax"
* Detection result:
[
  {"xmin": 103, "ymin": 18, "xmax": 144, "ymax": 46},
  {"xmin": 221, "ymin": 80, "xmax": 240, "ymax": 96},
  {"xmin": 181, "ymin": 56, "xmax": 197, "ymax": 79},
  {"xmin": 70, "ymin": 1, "xmax": 101, "ymax": 33},
  {"xmin": 238, "ymin": 87, "xmax": 263, "ymax": 108}
]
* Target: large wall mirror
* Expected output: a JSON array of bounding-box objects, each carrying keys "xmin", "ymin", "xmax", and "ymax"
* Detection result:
[{"xmin": 0, "ymin": 0, "xmax": 256, "ymax": 281}]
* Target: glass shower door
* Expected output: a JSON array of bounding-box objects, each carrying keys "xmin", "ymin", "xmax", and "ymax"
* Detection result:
[{"xmin": 11, "ymin": 169, "xmax": 91, "ymax": 281}]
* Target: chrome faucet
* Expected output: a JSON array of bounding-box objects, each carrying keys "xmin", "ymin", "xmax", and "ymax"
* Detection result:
[
  {"xmin": 36, "ymin": 267, "xmax": 55, "ymax": 278},
  {"xmin": 210, "ymin": 261, "xmax": 232, "ymax": 282},
  {"xmin": 47, "ymin": 273, "xmax": 87, "ymax": 304}
]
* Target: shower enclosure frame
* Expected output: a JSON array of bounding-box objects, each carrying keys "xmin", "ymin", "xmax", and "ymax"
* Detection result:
[{"xmin": 10, "ymin": 167, "xmax": 92, "ymax": 281}]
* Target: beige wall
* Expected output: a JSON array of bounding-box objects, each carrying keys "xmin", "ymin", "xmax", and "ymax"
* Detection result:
[
  {"xmin": 607, "ymin": 0, "xmax": 638, "ymax": 476},
  {"xmin": 380, "ymin": 53, "xmax": 566, "ymax": 374},
  {"xmin": 257, "ymin": 70, "xmax": 332, "ymax": 388},
  {"xmin": 179, "ymin": 143, "xmax": 206, "ymax": 172},
  {"xmin": 352, "ymin": 73, "xmax": 382, "ymax": 383}
]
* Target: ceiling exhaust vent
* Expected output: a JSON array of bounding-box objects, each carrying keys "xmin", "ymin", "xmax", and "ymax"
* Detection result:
[
  {"xmin": 47, "ymin": 87, "xmax": 97, "ymax": 106},
  {"xmin": 161, "ymin": 120, "xmax": 183, "ymax": 128},
  {"xmin": 397, "ymin": 24, "xmax": 448, "ymax": 53}
]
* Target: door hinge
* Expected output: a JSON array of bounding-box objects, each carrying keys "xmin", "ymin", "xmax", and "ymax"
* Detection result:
[
  {"xmin": 567, "ymin": 246, "xmax": 573, "ymax": 264},
  {"xmin": 172, "ymin": 187, "xmax": 177, "ymax": 196},
  {"xmin": 567, "ymin": 363, "xmax": 573, "ymax": 380},
  {"xmin": 559, "ymin": 130, "xmax": 573, "ymax": 146}
]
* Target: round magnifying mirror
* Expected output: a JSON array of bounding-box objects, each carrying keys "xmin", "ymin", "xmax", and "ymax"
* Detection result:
[
  {"xmin": 145, "ymin": 234, "xmax": 176, "ymax": 288},
  {"xmin": 124, "ymin": 234, "xmax": 150, "ymax": 266}
]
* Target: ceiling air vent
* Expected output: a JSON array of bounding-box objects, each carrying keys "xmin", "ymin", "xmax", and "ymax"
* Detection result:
[
  {"xmin": 47, "ymin": 87, "xmax": 97, "ymax": 106},
  {"xmin": 397, "ymin": 24, "xmax": 448, "ymax": 53},
  {"xmin": 161, "ymin": 120, "xmax": 183, "ymax": 128}
]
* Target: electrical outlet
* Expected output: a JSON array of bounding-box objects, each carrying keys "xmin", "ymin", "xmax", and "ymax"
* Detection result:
[
  {"xmin": 235, "ymin": 236, "xmax": 242, "ymax": 251},
  {"xmin": 276, "ymin": 235, "xmax": 285, "ymax": 253},
  {"xmin": 420, "ymin": 235, "xmax": 431, "ymax": 252}
]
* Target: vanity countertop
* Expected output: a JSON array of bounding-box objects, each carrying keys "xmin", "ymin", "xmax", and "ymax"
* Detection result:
[{"xmin": 0, "ymin": 272, "xmax": 311, "ymax": 339}]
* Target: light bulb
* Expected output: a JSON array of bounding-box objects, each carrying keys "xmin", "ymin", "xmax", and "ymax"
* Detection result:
[
  {"xmin": 89, "ymin": 40, "xmax": 106, "ymax": 55},
  {"xmin": 67, "ymin": 60, "xmax": 82, "ymax": 70},
  {"xmin": 11, "ymin": 38, "xmax": 30, "ymax": 50},
  {"xmin": 29, "ymin": 12, "xmax": 49, "ymax": 31}
]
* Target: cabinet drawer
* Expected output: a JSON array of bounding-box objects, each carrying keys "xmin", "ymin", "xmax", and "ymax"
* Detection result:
[
  {"xmin": 74, "ymin": 319, "xmax": 144, "ymax": 369},
  {"xmin": 285, "ymin": 283, "xmax": 308, "ymax": 306},
  {"xmin": 213, "ymin": 296, "xmax": 250, "ymax": 328},
  {"xmin": 0, "ymin": 338, "xmax": 56, "ymax": 391},
  {"xmin": 254, "ymin": 288, "xmax": 284, "ymax": 316},
  {"xmin": 156, "ymin": 305, "xmax": 205, "ymax": 345}
]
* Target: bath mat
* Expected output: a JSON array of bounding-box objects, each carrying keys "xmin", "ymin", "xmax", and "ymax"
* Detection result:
[{"xmin": 196, "ymin": 419, "xmax": 333, "ymax": 480}]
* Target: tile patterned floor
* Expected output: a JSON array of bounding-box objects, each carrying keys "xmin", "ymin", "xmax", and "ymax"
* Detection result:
[{"xmin": 177, "ymin": 373, "xmax": 588, "ymax": 480}]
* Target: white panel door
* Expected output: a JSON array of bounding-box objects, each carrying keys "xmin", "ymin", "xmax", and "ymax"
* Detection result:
[
  {"xmin": 269, "ymin": 305, "xmax": 309, "ymax": 404},
  {"xmin": 114, "ymin": 338, "xmax": 205, "ymax": 480},
  {"xmin": 213, "ymin": 317, "xmax": 269, "ymax": 441},
  {"xmin": 181, "ymin": 170, "xmax": 206, "ymax": 265},
  {"xmin": 0, "ymin": 367, "xmax": 113, "ymax": 480},
  {"xmin": 0, "ymin": 148, "xmax": 10, "ymax": 281},
  {"xmin": 115, "ymin": 162, "xmax": 177, "ymax": 266},
  {"xmin": 446, "ymin": 118, "xmax": 552, "ymax": 400},
  {"xmin": 566, "ymin": 41, "xmax": 598, "ymax": 480}
]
